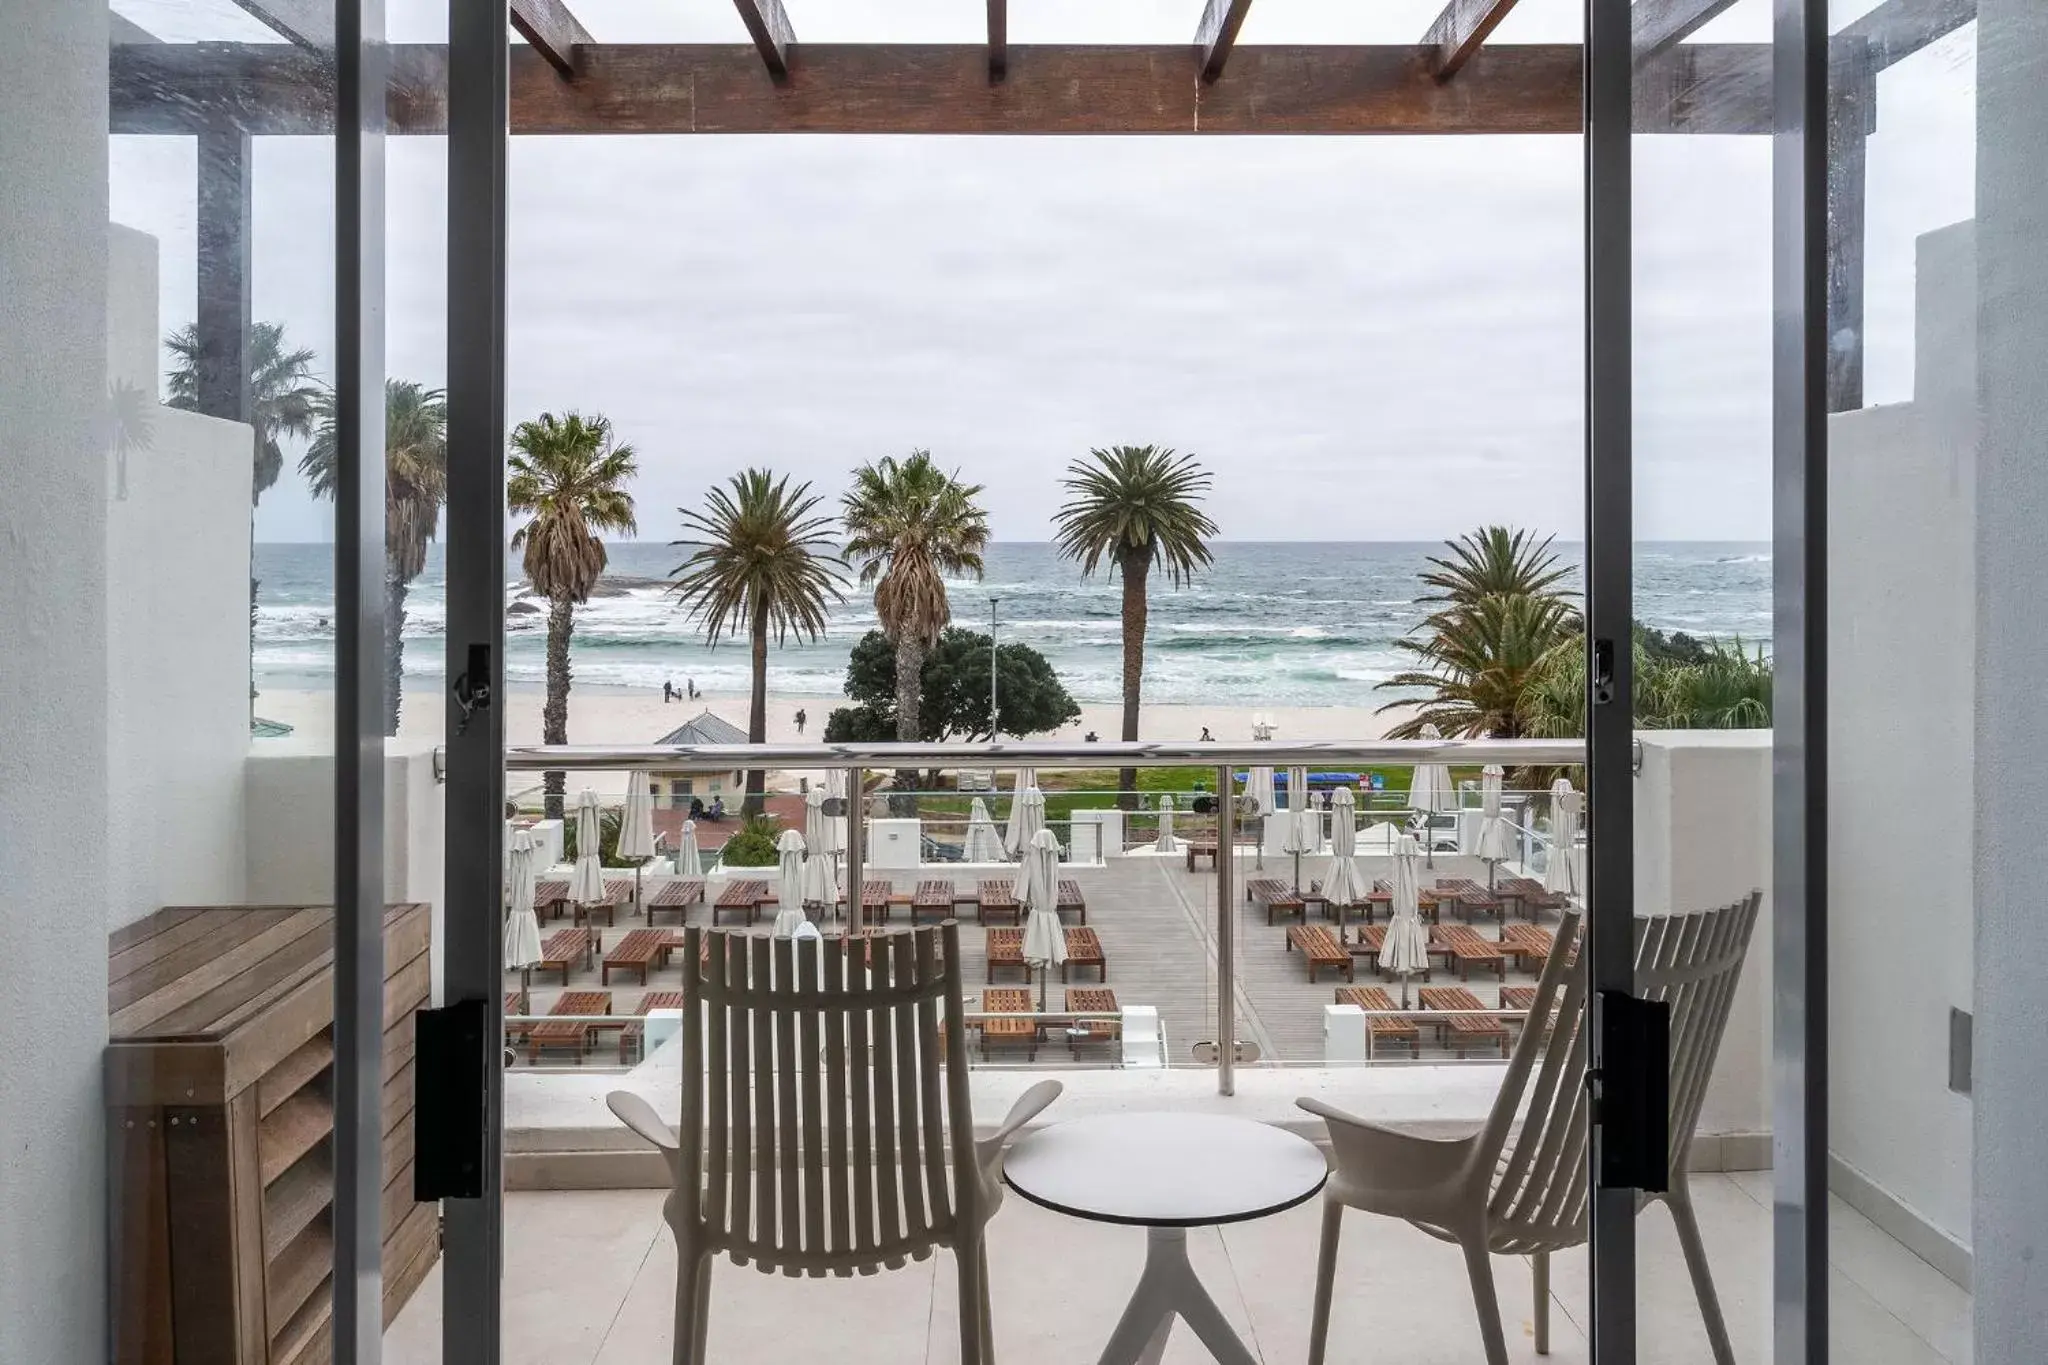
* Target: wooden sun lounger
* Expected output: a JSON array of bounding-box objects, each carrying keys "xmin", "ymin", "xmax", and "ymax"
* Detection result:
[
  {"xmin": 533, "ymin": 878, "xmax": 571, "ymax": 920},
  {"xmin": 1370, "ymin": 879, "xmax": 1444, "ymax": 923},
  {"xmin": 985, "ymin": 928, "xmax": 1028, "ymax": 983},
  {"xmin": 1347, "ymin": 926, "xmax": 1434, "ymax": 984},
  {"xmin": 644, "ymin": 877, "xmax": 705, "ymax": 925},
  {"xmin": 851, "ymin": 878, "xmax": 894, "ymax": 922},
  {"xmin": 711, "ymin": 879, "xmax": 770, "ymax": 926},
  {"xmin": 1500, "ymin": 876, "xmax": 1572, "ymax": 920},
  {"xmin": 977, "ymin": 879, "xmax": 1022, "ymax": 926},
  {"xmin": 572, "ymin": 879, "xmax": 630, "ymax": 929},
  {"xmin": 1502, "ymin": 923, "xmax": 1555, "ymax": 971},
  {"xmin": 1064, "ymin": 987, "xmax": 1121, "ymax": 1055},
  {"xmin": 912, "ymin": 879, "xmax": 958, "ymax": 924},
  {"xmin": 978, "ymin": 987, "xmax": 1038, "ymax": 1061},
  {"xmin": 525, "ymin": 989, "xmax": 613, "ymax": 1064},
  {"xmin": 535, "ymin": 927, "xmax": 595, "ymax": 987},
  {"xmin": 1416, "ymin": 985, "xmax": 1510, "ymax": 1058},
  {"xmin": 1287, "ymin": 924, "xmax": 1355, "ymax": 983},
  {"xmin": 1308, "ymin": 879, "xmax": 1366, "ymax": 926},
  {"xmin": 1185, "ymin": 840, "xmax": 1218, "ymax": 872},
  {"xmin": 1248, "ymin": 876, "xmax": 1307, "ymax": 925},
  {"xmin": 602, "ymin": 928, "xmax": 672, "ymax": 987},
  {"xmin": 1335, "ymin": 985, "xmax": 1420, "ymax": 1056},
  {"xmin": 1061, "ymin": 927, "xmax": 1106, "ymax": 982},
  {"xmin": 1434, "ymin": 925, "xmax": 1509, "ymax": 981},
  {"xmin": 620, "ymin": 989, "xmax": 688, "ymax": 1063},
  {"xmin": 1437, "ymin": 877, "xmax": 1505, "ymax": 924},
  {"xmin": 1057, "ymin": 879, "xmax": 1087, "ymax": 924},
  {"xmin": 504, "ymin": 991, "xmax": 530, "ymax": 1043}
]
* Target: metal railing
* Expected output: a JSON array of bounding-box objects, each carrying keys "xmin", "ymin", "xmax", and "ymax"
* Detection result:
[{"xmin": 499, "ymin": 737, "xmax": 1586, "ymax": 1095}]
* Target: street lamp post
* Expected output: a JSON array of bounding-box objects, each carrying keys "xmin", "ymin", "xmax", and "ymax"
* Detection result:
[{"xmin": 989, "ymin": 596, "xmax": 1000, "ymax": 741}]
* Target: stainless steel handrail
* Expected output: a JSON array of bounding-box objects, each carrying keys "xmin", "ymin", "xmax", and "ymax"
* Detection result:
[{"xmin": 500, "ymin": 737, "xmax": 1588, "ymax": 772}]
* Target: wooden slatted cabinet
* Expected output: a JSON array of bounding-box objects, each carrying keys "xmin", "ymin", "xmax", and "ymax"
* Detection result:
[{"xmin": 107, "ymin": 903, "xmax": 437, "ymax": 1364}]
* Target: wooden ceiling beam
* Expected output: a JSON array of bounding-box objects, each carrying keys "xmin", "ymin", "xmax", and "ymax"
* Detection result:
[
  {"xmin": 1631, "ymin": 0, "xmax": 1741, "ymax": 63},
  {"xmin": 733, "ymin": 0, "xmax": 796, "ymax": 82},
  {"xmin": 227, "ymin": 0, "xmax": 331, "ymax": 49},
  {"xmin": 1424, "ymin": 0, "xmax": 1525, "ymax": 80},
  {"xmin": 510, "ymin": 0, "xmax": 591, "ymax": 78},
  {"xmin": 988, "ymin": 0, "xmax": 1006, "ymax": 82},
  {"xmin": 1195, "ymin": 0, "xmax": 1256, "ymax": 83},
  {"xmin": 108, "ymin": 41, "xmax": 1777, "ymax": 139},
  {"xmin": 1839, "ymin": 0, "xmax": 1974, "ymax": 71}
]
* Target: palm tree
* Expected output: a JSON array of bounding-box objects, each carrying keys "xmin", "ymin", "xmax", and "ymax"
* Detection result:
[
  {"xmin": 1417, "ymin": 527, "xmax": 1577, "ymax": 626},
  {"xmin": 508, "ymin": 412, "xmax": 639, "ymax": 819},
  {"xmin": 300, "ymin": 380, "xmax": 448, "ymax": 735},
  {"xmin": 1053, "ymin": 445, "xmax": 1217, "ymax": 805},
  {"xmin": 842, "ymin": 451, "xmax": 989, "ymax": 800},
  {"xmin": 1378, "ymin": 592, "xmax": 1576, "ymax": 738},
  {"xmin": 671, "ymin": 470, "xmax": 847, "ymax": 815},
  {"xmin": 165, "ymin": 320, "xmax": 322, "ymax": 503}
]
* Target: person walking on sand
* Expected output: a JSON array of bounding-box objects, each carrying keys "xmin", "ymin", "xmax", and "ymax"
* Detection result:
[
  {"xmin": 686, "ymin": 677, "xmax": 697, "ymax": 701},
  {"xmin": 1199, "ymin": 726, "xmax": 1214, "ymax": 742},
  {"xmin": 663, "ymin": 680, "xmax": 675, "ymax": 704},
  {"xmin": 795, "ymin": 707, "xmax": 807, "ymax": 737}
]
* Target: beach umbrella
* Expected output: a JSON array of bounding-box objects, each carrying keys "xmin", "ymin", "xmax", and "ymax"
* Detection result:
[
  {"xmin": 964, "ymin": 796, "xmax": 1004, "ymax": 863},
  {"xmin": 1407, "ymin": 722, "xmax": 1457, "ymax": 868},
  {"xmin": 569, "ymin": 788, "xmax": 606, "ymax": 906},
  {"xmin": 773, "ymin": 829, "xmax": 809, "ymax": 937},
  {"xmin": 1380, "ymin": 832, "xmax": 1432, "ymax": 1007},
  {"xmin": 1283, "ymin": 765, "xmax": 1317, "ymax": 890},
  {"xmin": 1007, "ymin": 786, "xmax": 1046, "ymax": 893},
  {"xmin": 1002, "ymin": 767, "xmax": 1038, "ymax": 856},
  {"xmin": 802, "ymin": 788, "xmax": 838, "ymax": 909},
  {"xmin": 504, "ymin": 828, "xmax": 543, "ymax": 1008},
  {"xmin": 617, "ymin": 771, "xmax": 657, "ymax": 909},
  {"xmin": 1545, "ymin": 778, "xmax": 1585, "ymax": 901},
  {"xmin": 1320, "ymin": 786, "xmax": 1367, "ymax": 931},
  {"xmin": 676, "ymin": 819, "xmax": 703, "ymax": 877},
  {"xmin": 1020, "ymin": 828, "xmax": 1066, "ymax": 1010},
  {"xmin": 1153, "ymin": 794, "xmax": 1180, "ymax": 855},
  {"xmin": 1474, "ymin": 764, "xmax": 1515, "ymax": 885}
]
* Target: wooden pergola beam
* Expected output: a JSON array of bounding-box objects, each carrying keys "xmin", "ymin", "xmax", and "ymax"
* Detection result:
[
  {"xmin": 1631, "ymin": 0, "xmax": 1741, "ymax": 62},
  {"xmin": 510, "ymin": 0, "xmax": 591, "ymax": 79},
  {"xmin": 108, "ymin": 41, "xmax": 1778, "ymax": 139},
  {"xmin": 733, "ymin": 0, "xmax": 796, "ymax": 81},
  {"xmin": 1839, "ymin": 0, "xmax": 1975, "ymax": 71},
  {"xmin": 227, "ymin": 0, "xmax": 330, "ymax": 49},
  {"xmin": 1195, "ymin": 0, "xmax": 1256, "ymax": 83},
  {"xmin": 988, "ymin": 0, "xmax": 1006, "ymax": 81},
  {"xmin": 1423, "ymin": 0, "xmax": 1524, "ymax": 80}
]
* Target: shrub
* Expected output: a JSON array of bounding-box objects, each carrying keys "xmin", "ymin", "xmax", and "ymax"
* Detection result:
[{"xmin": 718, "ymin": 814, "xmax": 783, "ymax": 868}]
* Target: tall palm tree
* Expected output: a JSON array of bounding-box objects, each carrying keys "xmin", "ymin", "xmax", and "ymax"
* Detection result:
[
  {"xmin": 1052, "ymin": 445, "xmax": 1217, "ymax": 805},
  {"xmin": 1378, "ymin": 592, "xmax": 1575, "ymax": 739},
  {"xmin": 508, "ymin": 412, "xmax": 639, "ymax": 819},
  {"xmin": 301, "ymin": 380, "xmax": 449, "ymax": 734},
  {"xmin": 671, "ymin": 470, "xmax": 846, "ymax": 815},
  {"xmin": 842, "ymin": 451, "xmax": 989, "ymax": 799},
  {"xmin": 1417, "ymin": 527, "xmax": 1577, "ymax": 626}
]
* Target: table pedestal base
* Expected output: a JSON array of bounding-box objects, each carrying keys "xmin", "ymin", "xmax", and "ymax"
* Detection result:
[{"xmin": 1096, "ymin": 1227, "xmax": 1257, "ymax": 1365}]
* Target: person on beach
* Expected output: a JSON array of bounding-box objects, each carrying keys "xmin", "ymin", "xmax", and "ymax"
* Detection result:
[
  {"xmin": 795, "ymin": 707, "xmax": 807, "ymax": 736},
  {"xmin": 686, "ymin": 677, "xmax": 697, "ymax": 700},
  {"xmin": 1199, "ymin": 726, "xmax": 1214, "ymax": 742},
  {"xmin": 663, "ymin": 680, "xmax": 675, "ymax": 703}
]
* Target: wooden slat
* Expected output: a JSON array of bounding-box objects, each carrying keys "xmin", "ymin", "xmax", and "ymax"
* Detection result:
[
  {"xmin": 703, "ymin": 930, "xmax": 731, "ymax": 1245},
  {"xmin": 847, "ymin": 933, "xmax": 875, "ymax": 1259},
  {"xmin": 510, "ymin": 0, "xmax": 590, "ymax": 78},
  {"xmin": 733, "ymin": 0, "xmax": 796, "ymax": 81},
  {"xmin": 265, "ymin": 1212, "xmax": 331, "ymax": 1335},
  {"xmin": 258, "ymin": 1033, "xmax": 334, "ymax": 1118},
  {"xmin": 890, "ymin": 934, "xmax": 927, "ymax": 1241},
  {"xmin": 987, "ymin": 0, "xmax": 1006, "ymax": 80},
  {"xmin": 268, "ymin": 1272, "xmax": 332, "ymax": 1365},
  {"xmin": 109, "ymin": 907, "xmax": 245, "ymax": 991},
  {"xmin": 726, "ymin": 937, "xmax": 751, "ymax": 1255},
  {"xmin": 163, "ymin": 1100, "xmax": 266, "ymax": 1361},
  {"xmin": 796, "ymin": 940, "xmax": 826, "ymax": 1258},
  {"xmin": 381, "ymin": 1202, "xmax": 441, "ymax": 1327},
  {"xmin": 259, "ymin": 1091, "xmax": 333, "ymax": 1186},
  {"xmin": 774, "ymin": 937, "xmax": 803, "ymax": 1256},
  {"xmin": 1195, "ymin": 0, "xmax": 1256, "ymax": 83},
  {"xmin": 135, "ymin": 915, "xmax": 338, "ymax": 1038},
  {"xmin": 110, "ymin": 905, "xmax": 205, "ymax": 957},
  {"xmin": 263, "ymin": 1139, "xmax": 333, "ymax": 1261},
  {"xmin": 912, "ymin": 931, "xmax": 950, "ymax": 1230},
  {"xmin": 1840, "ymin": 0, "xmax": 1975, "ymax": 72},
  {"xmin": 750, "ymin": 936, "xmax": 777, "ymax": 1254},
  {"xmin": 1631, "ymin": 0, "xmax": 1741, "ymax": 63},
  {"xmin": 229, "ymin": 0, "xmax": 331, "ymax": 48},
  {"xmin": 870, "ymin": 934, "xmax": 902, "ymax": 1259},
  {"xmin": 109, "ymin": 1108, "xmax": 175, "ymax": 1365},
  {"xmin": 822, "ymin": 937, "xmax": 852, "ymax": 1258},
  {"xmin": 1424, "ymin": 0, "xmax": 1522, "ymax": 80},
  {"xmin": 109, "ymin": 906, "xmax": 322, "ymax": 1022}
]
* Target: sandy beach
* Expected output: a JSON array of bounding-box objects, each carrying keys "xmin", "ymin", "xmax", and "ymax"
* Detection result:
[{"xmin": 258, "ymin": 683, "xmax": 1411, "ymax": 793}]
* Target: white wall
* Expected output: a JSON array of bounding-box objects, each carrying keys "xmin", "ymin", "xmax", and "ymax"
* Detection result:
[
  {"xmin": 1827, "ymin": 223, "xmax": 1976, "ymax": 1257},
  {"xmin": 105, "ymin": 225, "xmax": 253, "ymax": 929},
  {"xmin": 0, "ymin": 2, "xmax": 110, "ymax": 1358}
]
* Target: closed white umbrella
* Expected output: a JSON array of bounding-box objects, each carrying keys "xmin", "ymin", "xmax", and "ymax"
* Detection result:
[
  {"xmin": 964, "ymin": 797, "xmax": 1005, "ymax": 862},
  {"xmin": 569, "ymin": 788, "xmax": 606, "ymax": 906},
  {"xmin": 1153, "ymin": 794, "xmax": 1180, "ymax": 854},
  {"xmin": 504, "ymin": 830, "xmax": 543, "ymax": 1008},
  {"xmin": 1283, "ymin": 766, "xmax": 1317, "ymax": 889},
  {"xmin": 1408, "ymin": 722, "xmax": 1457, "ymax": 868},
  {"xmin": 1545, "ymin": 778, "xmax": 1584, "ymax": 900},
  {"xmin": 1002, "ymin": 767, "xmax": 1038, "ymax": 856},
  {"xmin": 1020, "ymin": 828, "xmax": 1066, "ymax": 1009},
  {"xmin": 1380, "ymin": 832, "xmax": 1432, "ymax": 1007},
  {"xmin": 617, "ymin": 771, "xmax": 657, "ymax": 909},
  {"xmin": 774, "ymin": 829, "xmax": 809, "ymax": 937},
  {"xmin": 676, "ymin": 819, "xmax": 703, "ymax": 877},
  {"xmin": 1247, "ymin": 764, "xmax": 1277, "ymax": 818},
  {"xmin": 802, "ymin": 789, "xmax": 837, "ymax": 908},
  {"xmin": 1007, "ymin": 786, "xmax": 1046, "ymax": 889},
  {"xmin": 1475, "ymin": 764, "xmax": 1514, "ymax": 884},
  {"xmin": 1320, "ymin": 786, "xmax": 1366, "ymax": 929}
]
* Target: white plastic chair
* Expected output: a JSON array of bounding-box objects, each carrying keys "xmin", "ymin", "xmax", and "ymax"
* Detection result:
[
  {"xmin": 607, "ymin": 922, "xmax": 1060, "ymax": 1365},
  {"xmin": 1300, "ymin": 893, "xmax": 1762, "ymax": 1365}
]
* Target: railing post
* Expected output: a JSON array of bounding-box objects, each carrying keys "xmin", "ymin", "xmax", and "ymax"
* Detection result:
[
  {"xmin": 844, "ymin": 765, "xmax": 864, "ymax": 935},
  {"xmin": 1215, "ymin": 763, "xmax": 1236, "ymax": 1096}
]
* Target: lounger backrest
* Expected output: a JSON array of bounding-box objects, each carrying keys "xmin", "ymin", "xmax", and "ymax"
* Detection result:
[{"xmin": 677, "ymin": 923, "xmax": 978, "ymax": 1275}]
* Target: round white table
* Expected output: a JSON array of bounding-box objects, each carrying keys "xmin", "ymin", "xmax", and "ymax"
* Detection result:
[{"xmin": 1002, "ymin": 1112, "xmax": 1328, "ymax": 1365}]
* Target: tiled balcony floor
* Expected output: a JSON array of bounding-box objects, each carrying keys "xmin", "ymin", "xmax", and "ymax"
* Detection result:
[{"xmin": 384, "ymin": 1171, "xmax": 1969, "ymax": 1364}]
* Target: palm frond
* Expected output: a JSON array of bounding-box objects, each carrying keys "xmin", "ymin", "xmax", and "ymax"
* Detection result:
[
  {"xmin": 508, "ymin": 411, "xmax": 640, "ymax": 604},
  {"xmin": 672, "ymin": 468, "xmax": 849, "ymax": 647},
  {"xmin": 1052, "ymin": 445, "xmax": 1217, "ymax": 586}
]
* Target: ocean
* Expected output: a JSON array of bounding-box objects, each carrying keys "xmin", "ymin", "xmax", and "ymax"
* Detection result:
[{"xmin": 252, "ymin": 541, "xmax": 1771, "ymax": 707}]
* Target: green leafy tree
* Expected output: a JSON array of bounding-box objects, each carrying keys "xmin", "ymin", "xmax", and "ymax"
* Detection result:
[
  {"xmin": 1521, "ymin": 633, "xmax": 1772, "ymax": 737},
  {"xmin": 1417, "ymin": 526, "xmax": 1578, "ymax": 624},
  {"xmin": 1378, "ymin": 591, "xmax": 1576, "ymax": 738},
  {"xmin": 825, "ymin": 627, "xmax": 1080, "ymax": 747},
  {"xmin": 1052, "ymin": 445, "xmax": 1217, "ymax": 806},
  {"xmin": 508, "ymin": 411, "xmax": 639, "ymax": 819},
  {"xmin": 671, "ymin": 470, "xmax": 847, "ymax": 815},
  {"xmin": 301, "ymin": 379, "xmax": 448, "ymax": 734}
]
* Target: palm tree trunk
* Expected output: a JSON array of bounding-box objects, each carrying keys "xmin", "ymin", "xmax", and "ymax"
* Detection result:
[
  {"xmin": 543, "ymin": 594, "xmax": 574, "ymax": 821},
  {"xmin": 746, "ymin": 603, "xmax": 770, "ymax": 816},
  {"xmin": 893, "ymin": 634, "xmax": 925, "ymax": 814},
  {"xmin": 1117, "ymin": 551, "xmax": 1149, "ymax": 810},
  {"xmin": 384, "ymin": 564, "xmax": 408, "ymax": 737}
]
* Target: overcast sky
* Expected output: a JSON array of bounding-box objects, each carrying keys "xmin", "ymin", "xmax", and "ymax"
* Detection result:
[{"xmin": 111, "ymin": 0, "xmax": 1976, "ymax": 544}]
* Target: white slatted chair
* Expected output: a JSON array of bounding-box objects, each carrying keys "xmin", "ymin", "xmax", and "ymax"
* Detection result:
[
  {"xmin": 607, "ymin": 923, "xmax": 1061, "ymax": 1365},
  {"xmin": 1300, "ymin": 893, "xmax": 1762, "ymax": 1365}
]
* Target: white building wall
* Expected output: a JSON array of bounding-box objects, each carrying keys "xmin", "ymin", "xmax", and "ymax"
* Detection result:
[{"xmin": 0, "ymin": 1, "xmax": 110, "ymax": 1358}]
